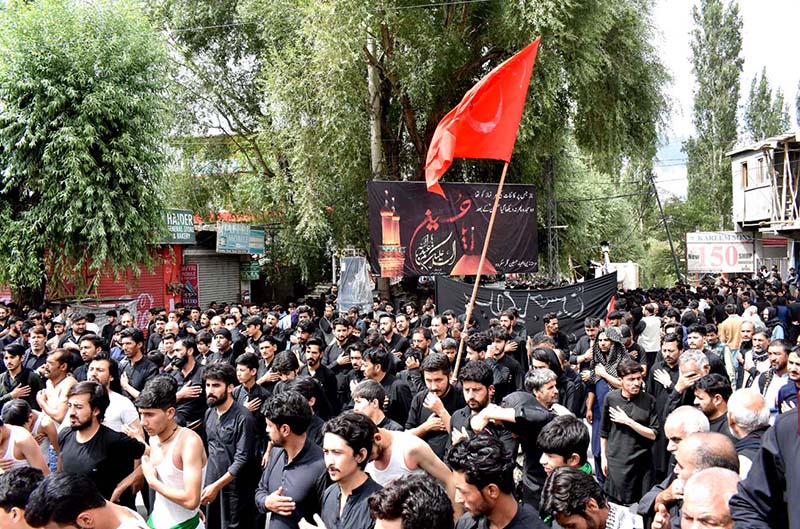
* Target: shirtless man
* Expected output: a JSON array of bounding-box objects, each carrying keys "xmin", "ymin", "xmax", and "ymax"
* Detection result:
[
  {"xmin": 35, "ymin": 349, "xmax": 76, "ymax": 425},
  {"xmin": 366, "ymin": 427, "xmax": 456, "ymax": 507},
  {"xmin": 0, "ymin": 398, "xmax": 60, "ymax": 472},
  {"xmin": 136, "ymin": 376, "xmax": 207, "ymax": 529},
  {"xmin": 0, "ymin": 416, "xmax": 49, "ymax": 474}
]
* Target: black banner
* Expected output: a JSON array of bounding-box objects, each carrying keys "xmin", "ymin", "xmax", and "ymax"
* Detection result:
[
  {"xmin": 368, "ymin": 181, "xmax": 537, "ymax": 278},
  {"xmin": 436, "ymin": 273, "xmax": 618, "ymax": 342}
]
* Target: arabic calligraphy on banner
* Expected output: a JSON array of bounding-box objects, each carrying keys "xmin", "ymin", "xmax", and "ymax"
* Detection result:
[
  {"xmin": 367, "ymin": 182, "xmax": 537, "ymax": 277},
  {"xmin": 436, "ymin": 273, "xmax": 618, "ymax": 342}
]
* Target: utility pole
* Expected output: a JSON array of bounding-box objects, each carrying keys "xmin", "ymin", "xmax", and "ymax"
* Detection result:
[
  {"xmin": 545, "ymin": 158, "xmax": 560, "ymax": 277},
  {"xmin": 649, "ymin": 172, "xmax": 682, "ymax": 283}
]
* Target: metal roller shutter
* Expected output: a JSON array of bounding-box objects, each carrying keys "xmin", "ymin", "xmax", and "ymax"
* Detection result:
[{"xmin": 183, "ymin": 251, "xmax": 241, "ymax": 308}]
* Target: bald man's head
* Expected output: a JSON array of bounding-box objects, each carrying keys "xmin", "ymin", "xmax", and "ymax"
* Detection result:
[
  {"xmin": 664, "ymin": 405, "xmax": 710, "ymax": 453},
  {"xmin": 674, "ymin": 432, "xmax": 738, "ymax": 485},
  {"xmin": 727, "ymin": 389, "xmax": 770, "ymax": 439},
  {"xmin": 681, "ymin": 468, "xmax": 740, "ymax": 529}
]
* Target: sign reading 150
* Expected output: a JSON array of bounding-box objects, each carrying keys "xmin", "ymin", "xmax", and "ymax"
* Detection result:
[{"xmin": 688, "ymin": 244, "xmax": 753, "ymax": 269}]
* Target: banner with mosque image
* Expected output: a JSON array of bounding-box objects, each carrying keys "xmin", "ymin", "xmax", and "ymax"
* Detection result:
[{"xmin": 367, "ymin": 181, "xmax": 538, "ymax": 277}]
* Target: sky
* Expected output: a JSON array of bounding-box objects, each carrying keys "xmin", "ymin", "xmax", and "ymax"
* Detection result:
[{"xmin": 651, "ymin": 0, "xmax": 800, "ymax": 198}]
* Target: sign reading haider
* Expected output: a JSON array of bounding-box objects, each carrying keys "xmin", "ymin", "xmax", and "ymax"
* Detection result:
[
  {"xmin": 436, "ymin": 272, "xmax": 618, "ymax": 343},
  {"xmin": 368, "ymin": 181, "xmax": 537, "ymax": 277}
]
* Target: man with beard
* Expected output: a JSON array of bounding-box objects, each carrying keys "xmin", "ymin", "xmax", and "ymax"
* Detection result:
[
  {"xmin": 309, "ymin": 412, "xmax": 381, "ymax": 529},
  {"xmin": 450, "ymin": 361, "xmax": 515, "ymax": 456},
  {"xmin": 449, "ymin": 434, "xmax": 547, "ymax": 529},
  {"xmin": 665, "ymin": 350, "xmax": 711, "ymax": 415},
  {"xmin": 136, "ymin": 376, "xmax": 207, "ymax": 529},
  {"xmin": 58, "ymin": 312, "xmax": 88, "ymax": 352},
  {"xmin": 87, "ymin": 352, "xmax": 139, "ymax": 433},
  {"xmin": 758, "ymin": 338, "xmax": 790, "ymax": 417},
  {"xmin": 0, "ymin": 344, "xmax": 43, "ymax": 411},
  {"xmin": 72, "ymin": 334, "xmax": 102, "ymax": 382},
  {"xmin": 322, "ymin": 318, "xmax": 356, "ymax": 393},
  {"xmin": 209, "ymin": 328, "xmax": 239, "ymax": 367},
  {"xmin": 352, "ymin": 380, "xmax": 403, "ymax": 430},
  {"xmin": 685, "ymin": 325, "xmax": 729, "ymax": 381},
  {"xmin": 118, "ymin": 328, "xmax": 159, "ymax": 400},
  {"xmin": 201, "ymin": 363, "xmax": 258, "ymax": 529},
  {"xmin": 647, "ymin": 334, "xmax": 684, "ymax": 480},
  {"xmin": 742, "ymin": 329, "xmax": 770, "ymax": 389},
  {"xmin": 777, "ymin": 347, "xmax": 800, "ymax": 412},
  {"xmin": 405, "ymin": 353, "xmax": 465, "ymax": 460},
  {"xmin": 486, "ymin": 328, "xmax": 523, "ymax": 404},
  {"xmin": 727, "ymin": 390, "xmax": 770, "ymax": 478},
  {"xmin": 58, "ymin": 382, "xmax": 144, "ymax": 509},
  {"xmin": 299, "ymin": 338, "xmax": 339, "ymax": 414},
  {"xmin": 693, "ymin": 374, "xmax": 736, "ymax": 440},
  {"xmin": 378, "ymin": 314, "xmax": 409, "ymax": 364},
  {"xmin": 395, "ymin": 313, "xmax": 411, "ymax": 339},
  {"xmin": 256, "ymin": 391, "xmax": 329, "ymax": 529},
  {"xmin": 170, "ymin": 337, "xmax": 206, "ymax": 429},
  {"xmin": 572, "ymin": 318, "xmax": 601, "ymax": 371},
  {"xmin": 600, "ymin": 359, "xmax": 658, "ymax": 506}
]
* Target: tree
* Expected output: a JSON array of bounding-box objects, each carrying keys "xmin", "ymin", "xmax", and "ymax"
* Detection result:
[
  {"xmin": 158, "ymin": 0, "xmax": 667, "ymax": 280},
  {"xmin": 683, "ymin": 0, "xmax": 743, "ymax": 231},
  {"xmin": 744, "ymin": 67, "xmax": 791, "ymax": 142},
  {"xmin": 0, "ymin": 0, "xmax": 173, "ymax": 302}
]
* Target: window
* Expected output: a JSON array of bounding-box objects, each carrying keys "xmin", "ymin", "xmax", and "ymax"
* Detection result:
[{"xmin": 741, "ymin": 161, "xmax": 748, "ymax": 188}]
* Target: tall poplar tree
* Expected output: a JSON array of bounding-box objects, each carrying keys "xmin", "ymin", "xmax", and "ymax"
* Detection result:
[
  {"xmin": 744, "ymin": 68, "xmax": 791, "ymax": 142},
  {"xmin": 683, "ymin": 0, "xmax": 743, "ymax": 230}
]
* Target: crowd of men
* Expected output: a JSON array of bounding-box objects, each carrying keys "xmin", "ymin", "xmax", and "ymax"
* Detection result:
[{"xmin": 0, "ymin": 270, "xmax": 798, "ymax": 529}]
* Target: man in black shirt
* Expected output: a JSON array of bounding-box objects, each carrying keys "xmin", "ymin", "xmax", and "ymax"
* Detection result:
[
  {"xmin": 600, "ymin": 359, "xmax": 658, "ymax": 505},
  {"xmin": 201, "ymin": 363, "xmax": 258, "ymax": 529},
  {"xmin": 470, "ymin": 368, "xmax": 559, "ymax": 509},
  {"xmin": 74, "ymin": 334, "xmax": 103, "ymax": 382},
  {"xmin": 170, "ymin": 337, "xmax": 206, "ymax": 429},
  {"xmin": 23, "ymin": 325, "xmax": 49, "ymax": 373},
  {"xmin": 405, "ymin": 353, "xmax": 465, "ymax": 460},
  {"xmin": 0, "ymin": 343, "xmax": 43, "ymax": 410},
  {"xmin": 256, "ymin": 336, "xmax": 281, "ymax": 393},
  {"xmin": 362, "ymin": 348, "xmax": 413, "ymax": 426},
  {"xmin": 322, "ymin": 318, "xmax": 357, "ymax": 395},
  {"xmin": 351, "ymin": 380, "xmax": 403, "ymax": 430},
  {"xmin": 449, "ymin": 360, "xmax": 515, "ymax": 457},
  {"xmin": 209, "ymin": 328, "xmax": 239, "ymax": 367},
  {"xmin": 118, "ymin": 328, "xmax": 159, "ymax": 401},
  {"xmin": 256, "ymin": 391, "xmax": 329, "ymax": 529},
  {"xmin": 693, "ymin": 373, "xmax": 736, "ymax": 441},
  {"xmin": 233, "ymin": 352, "xmax": 270, "ymax": 456},
  {"xmin": 316, "ymin": 412, "xmax": 382, "ymax": 529},
  {"xmin": 59, "ymin": 381, "xmax": 145, "ymax": 509},
  {"xmin": 299, "ymin": 338, "xmax": 339, "ymax": 414},
  {"xmin": 100, "ymin": 310, "xmax": 117, "ymax": 347},
  {"xmin": 378, "ymin": 314, "xmax": 409, "ymax": 363},
  {"xmin": 449, "ymin": 434, "xmax": 547, "ymax": 529},
  {"xmin": 486, "ymin": 328, "xmax": 523, "ymax": 403},
  {"xmin": 532, "ymin": 312, "xmax": 569, "ymax": 357}
]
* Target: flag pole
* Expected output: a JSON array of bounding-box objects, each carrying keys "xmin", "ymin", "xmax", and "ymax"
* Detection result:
[{"xmin": 453, "ymin": 161, "xmax": 510, "ymax": 378}]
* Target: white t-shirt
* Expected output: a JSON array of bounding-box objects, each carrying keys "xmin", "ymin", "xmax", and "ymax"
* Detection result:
[{"xmin": 104, "ymin": 391, "xmax": 139, "ymax": 432}]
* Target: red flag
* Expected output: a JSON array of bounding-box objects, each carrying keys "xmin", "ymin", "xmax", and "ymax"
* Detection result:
[{"xmin": 424, "ymin": 38, "xmax": 541, "ymax": 197}]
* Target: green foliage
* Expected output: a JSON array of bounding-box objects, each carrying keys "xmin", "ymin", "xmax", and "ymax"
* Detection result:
[
  {"xmin": 744, "ymin": 67, "xmax": 791, "ymax": 142},
  {"xmin": 0, "ymin": 0, "xmax": 173, "ymax": 298},
  {"xmin": 158, "ymin": 0, "xmax": 668, "ymax": 283},
  {"xmin": 683, "ymin": 0, "xmax": 743, "ymax": 231}
]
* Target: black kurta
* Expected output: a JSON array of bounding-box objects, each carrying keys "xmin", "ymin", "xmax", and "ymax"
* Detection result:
[{"xmin": 600, "ymin": 388, "xmax": 659, "ymax": 505}]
